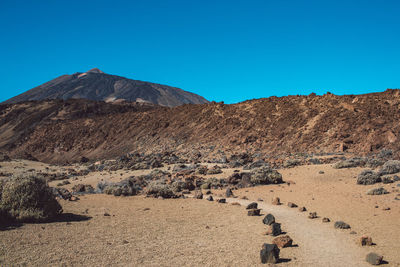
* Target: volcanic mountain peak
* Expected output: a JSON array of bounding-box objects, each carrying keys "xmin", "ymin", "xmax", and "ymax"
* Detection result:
[
  {"xmin": 4, "ymin": 69, "xmax": 209, "ymax": 107},
  {"xmin": 87, "ymin": 68, "xmax": 104, "ymax": 73}
]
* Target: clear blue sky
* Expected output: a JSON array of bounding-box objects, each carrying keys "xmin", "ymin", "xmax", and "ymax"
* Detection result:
[{"xmin": 1, "ymin": 0, "xmax": 399, "ymax": 103}]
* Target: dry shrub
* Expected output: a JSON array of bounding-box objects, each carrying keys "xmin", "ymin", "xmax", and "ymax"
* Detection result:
[{"xmin": 0, "ymin": 174, "xmax": 62, "ymax": 223}]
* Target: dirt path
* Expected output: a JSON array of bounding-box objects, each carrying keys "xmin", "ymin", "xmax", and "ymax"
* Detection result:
[{"xmin": 225, "ymin": 198, "xmax": 371, "ymax": 267}]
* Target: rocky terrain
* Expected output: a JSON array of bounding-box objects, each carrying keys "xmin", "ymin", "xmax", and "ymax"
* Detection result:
[
  {"xmin": 0, "ymin": 155, "xmax": 399, "ymax": 266},
  {"xmin": 3, "ymin": 68, "xmax": 209, "ymax": 107},
  {"xmin": 1, "ymin": 89, "xmax": 400, "ymax": 164}
]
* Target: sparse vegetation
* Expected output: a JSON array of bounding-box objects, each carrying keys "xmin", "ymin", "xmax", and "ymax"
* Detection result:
[{"xmin": 0, "ymin": 174, "xmax": 62, "ymax": 223}]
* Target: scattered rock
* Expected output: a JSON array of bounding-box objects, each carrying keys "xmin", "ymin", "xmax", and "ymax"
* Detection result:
[
  {"xmin": 260, "ymin": 243, "xmax": 280, "ymax": 264},
  {"xmin": 298, "ymin": 206, "xmax": 306, "ymax": 212},
  {"xmin": 266, "ymin": 223, "xmax": 282, "ymax": 236},
  {"xmin": 360, "ymin": 236, "xmax": 373, "ymax": 246},
  {"xmin": 194, "ymin": 190, "xmax": 203, "ymax": 199},
  {"xmin": 322, "ymin": 217, "xmax": 330, "ymax": 223},
  {"xmin": 250, "ymin": 167, "xmax": 283, "ymax": 185},
  {"xmin": 350, "ymin": 231, "xmax": 357, "ymax": 235},
  {"xmin": 287, "ymin": 202, "xmax": 297, "ymax": 208},
  {"xmin": 248, "ymin": 209, "xmax": 261, "ymax": 216},
  {"xmin": 382, "ymin": 207, "xmax": 390, "ymax": 211},
  {"xmin": 263, "ymin": 214, "xmax": 276, "ymax": 225},
  {"xmin": 257, "ymin": 198, "xmax": 264, "ymax": 201},
  {"xmin": 308, "ymin": 212, "xmax": 317, "ymax": 219},
  {"xmin": 71, "ymin": 184, "xmax": 95, "ymax": 194},
  {"xmin": 382, "ymin": 177, "xmax": 393, "ymax": 184},
  {"xmin": 246, "ymin": 202, "xmax": 258, "ymax": 209},
  {"xmin": 241, "ymin": 196, "xmax": 249, "ymax": 200},
  {"xmin": 217, "ymin": 198, "xmax": 226, "ymax": 203},
  {"xmin": 103, "ymin": 212, "xmax": 110, "ymax": 216},
  {"xmin": 334, "ymin": 221, "xmax": 351, "ymax": 229},
  {"xmin": 366, "ymin": 187, "xmax": 388, "ymax": 195},
  {"xmin": 272, "ymin": 235, "xmax": 293, "ymax": 248},
  {"xmin": 231, "ymin": 202, "xmax": 241, "ymax": 206},
  {"xmin": 365, "ymin": 252, "xmax": 383, "ymax": 265},
  {"xmin": 319, "ymin": 171, "xmax": 325, "ymax": 174},
  {"xmin": 225, "ymin": 188, "xmax": 234, "ymax": 197},
  {"xmin": 206, "ymin": 196, "xmax": 214, "ymax": 201},
  {"xmin": 205, "ymin": 190, "xmax": 212, "ymax": 195},
  {"xmin": 272, "ymin": 197, "xmax": 281, "ymax": 205}
]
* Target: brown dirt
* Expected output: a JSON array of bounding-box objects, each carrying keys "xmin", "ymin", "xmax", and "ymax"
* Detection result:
[
  {"xmin": 1, "ymin": 161, "xmax": 399, "ymax": 266},
  {"xmin": 2, "ymin": 89, "xmax": 400, "ymax": 164}
]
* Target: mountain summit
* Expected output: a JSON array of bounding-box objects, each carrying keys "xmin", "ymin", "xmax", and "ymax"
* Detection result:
[{"xmin": 4, "ymin": 69, "xmax": 209, "ymax": 107}]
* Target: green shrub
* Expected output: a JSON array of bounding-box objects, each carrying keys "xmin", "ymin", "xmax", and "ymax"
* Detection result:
[{"xmin": 0, "ymin": 175, "xmax": 62, "ymax": 223}]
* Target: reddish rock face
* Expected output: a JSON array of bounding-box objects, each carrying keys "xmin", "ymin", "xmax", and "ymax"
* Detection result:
[
  {"xmin": 3, "ymin": 89, "xmax": 400, "ymax": 165},
  {"xmin": 272, "ymin": 235, "xmax": 293, "ymax": 248}
]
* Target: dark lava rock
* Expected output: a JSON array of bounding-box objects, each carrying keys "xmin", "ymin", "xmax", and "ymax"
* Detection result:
[
  {"xmin": 365, "ymin": 252, "xmax": 383, "ymax": 265},
  {"xmin": 246, "ymin": 202, "xmax": 258, "ymax": 209},
  {"xmin": 217, "ymin": 198, "xmax": 226, "ymax": 203},
  {"xmin": 263, "ymin": 214, "xmax": 276, "ymax": 225},
  {"xmin": 225, "ymin": 188, "xmax": 234, "ymax": 197},
  {"xmin": 334, "ymin": 221, "xmax": 351, "ymax": 229},
  {"xmin": 267, "ymin": 223, "xmax": 282, "ymax": 236},
  {"xmin": 260, "ymin": 243, "xmax": 280, "ymax": 264},
  {"xmin": 206, "ymin": 196, "xmax": 214, "ymax": 201},
  {"xmin": 247, "ymin": 209, "xmax": 261, "ymax": 216}
]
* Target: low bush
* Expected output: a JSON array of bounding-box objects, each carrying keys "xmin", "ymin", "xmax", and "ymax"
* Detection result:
[{"xmin": 0, "ymin": 175, "xmax": 62, "ymax": 223}]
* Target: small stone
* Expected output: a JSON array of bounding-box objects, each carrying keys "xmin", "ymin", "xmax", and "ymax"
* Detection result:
[
  {"xmin": 350, "ymin": 231, "xmax": 357, "ymax": 235},
  {"xmin": 322, "ymin": 217, "xmax": 330, "ymax": 223},
  {"xmin": 226, "ymin": 188, "xmax": 234, "ymax": 197},
  {"xmin": 257, "ymin": 198, "xmax": 264, "ymax": 201},
  {"xmin": 272, "ymin": 197, "xmax": 281, "ymax": 205},
  {"xmin": 231, "ymin": 202, "xmax": 241, "ymax": 206},
  {"xmin": 360, "ymin": 236, "xmax": 373, "ymax": 246},
  {"xmin": 260, "ymin": 243, "xmax": 280, "ymax": 264},
  {"xmin": 241, "ymin": 196, "xmax": 249, "ymax": 200},
  {"xmin": 365, "ymin": 252, "xmax": 383, "ymax": 265},
  {"xmin": 287, "ymin": 202, "xmax": 297, "ymax": 208},
  {"xmin": 308, "ymin": 212, "xmax": 317, "ymax": 219},
  {"xmin": 266, "ymin": 223, "xmax": 282, "ymax": 236},
  {"xmin": 263, "ymin": 214, "xmax": 276, "ymax": 225},
  {"xmin": 334, "ymin": 221, "xmax": 351, "ymax": 229},
  {"xmin": 298, "ymin": 206, "xmax": 306, "ymax": 212},
  {"xmin": 246, "ymin": 202, "xmax": 258, "ymax": 209},
  {"xmin": 205, "ymin": 190, "xmax": 212, "ymax": 195},
  {"xmin": 382, "ymin": 207, "xmax": 390, "ymax": 211},
  {"xmin": 272, "ymin": 235, "xmax": 293, "ymax": 248},
  {"xmin": 194, "ymin": 190, "xmax": 203, "ymax": 199},
  {"xmin": 206, "ymin": 196, "xmax": 214, "ymax": 201},
  {"xmin": 248, "ymin": 209, "xmax": 261, "ymax": 216},
  {"xmin": 319, "ymin": 171, "xmax": 325, "ymax": 174},
  {"xmin": 103, "ymin": 212, "xmax": 111, "ymax": 216},
  {"xmin": 122, "ymin": 240, "xmax": 129, "ymax": 244},
  {"xmin": 217, "ymin": 198, "xmax": 226, "ymax": 203}
]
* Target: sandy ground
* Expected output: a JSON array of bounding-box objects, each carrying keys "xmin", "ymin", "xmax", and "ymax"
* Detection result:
[{"xmin": 0, "ymin": 160, "xmax": 399, "ymax": 266}]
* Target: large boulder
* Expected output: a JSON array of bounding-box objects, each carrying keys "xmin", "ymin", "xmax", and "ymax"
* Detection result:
[
  {"xmin": 0, "ymin": 175, "xmax": 62, "ymax": 222},
  {"xmin": 357, "ymin": 170, "xmax": 381, "ymax": 185},
  {"xmin": 250, "ymin": 167, "xmax": 283, "ymax": 185},
  {"xmin": 145, "ymin": 180, "xmax": 177, "ymax": 198},
  {"xmin": 260, "ymin": 243, "xmax": 280, "ymax": 264}
]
